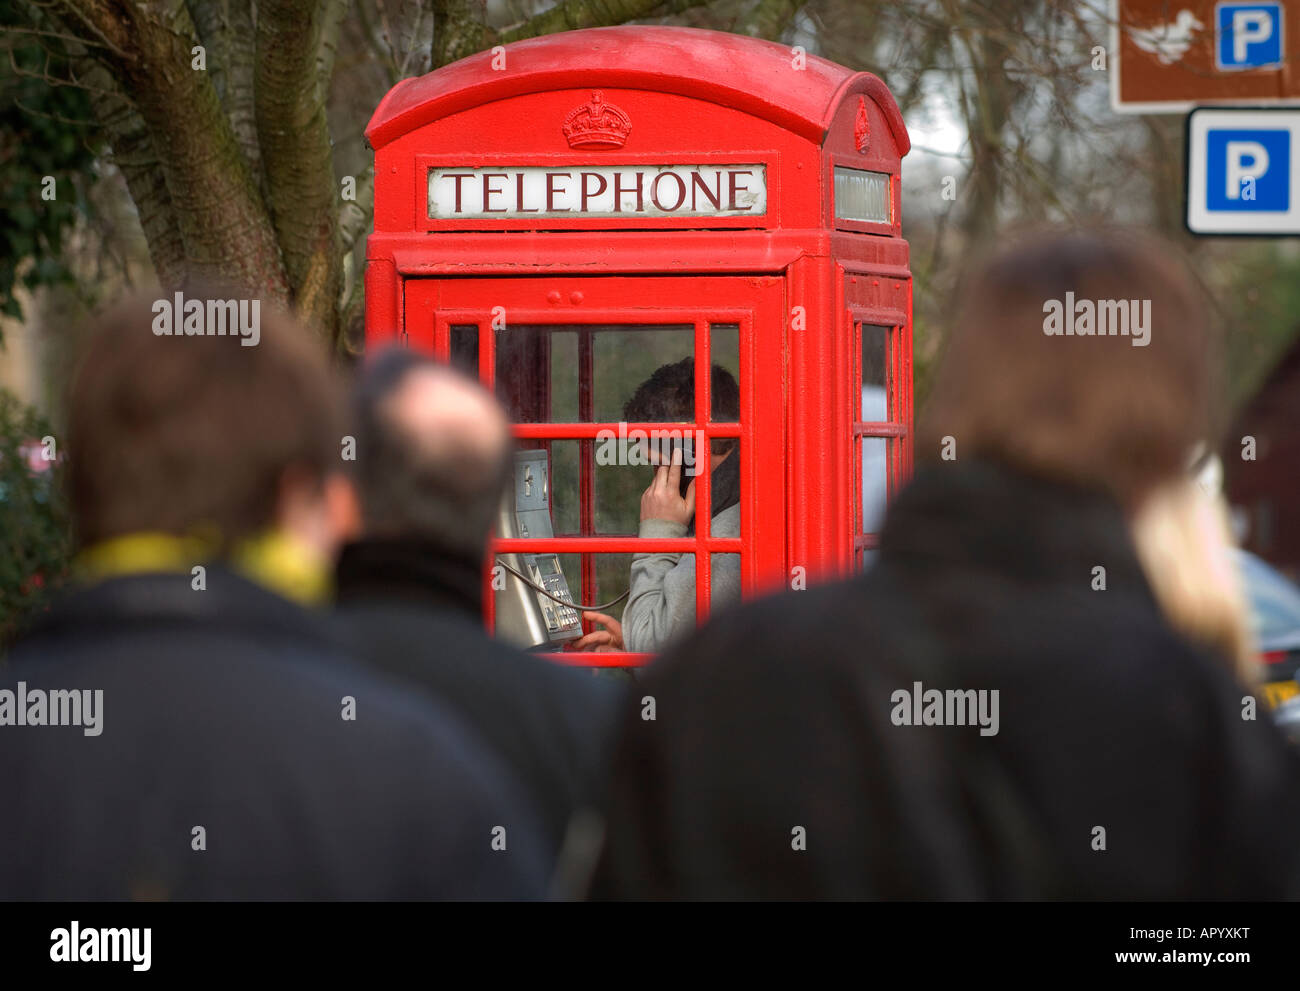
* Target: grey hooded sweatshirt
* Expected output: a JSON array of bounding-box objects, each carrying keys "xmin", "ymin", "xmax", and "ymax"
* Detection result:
[{"xmin": 622, "ymin": 503, "xmax": 741, "ymax": 654}]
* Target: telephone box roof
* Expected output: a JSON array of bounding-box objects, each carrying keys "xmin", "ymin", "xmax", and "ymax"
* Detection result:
[{"xmin": 365, "ymin": 25, "xmax": 909, "ymax": 154}]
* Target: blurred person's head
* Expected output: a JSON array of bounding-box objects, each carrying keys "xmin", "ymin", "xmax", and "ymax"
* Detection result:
[
  {"xmin": 623, "ymin": 357, "xmax": 739, "ymax": 470},
  {"xmin": 68, "ymin": 290, "xmax": 354, "ymax": 563},
  {"xmin": 352, "ymin": 349, "xmax": 512, "ymax": 560},
  {"xmin": 919, "ymin": 228, "xmax": 1221, "ymax": 511}
]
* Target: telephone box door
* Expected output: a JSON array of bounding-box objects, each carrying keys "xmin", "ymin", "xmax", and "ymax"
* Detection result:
[{"xmin": 404, "ymin": 275, "xmax": 785, "ymax": 651}]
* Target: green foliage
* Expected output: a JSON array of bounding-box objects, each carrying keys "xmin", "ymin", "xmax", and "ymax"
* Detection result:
[
  {"xmin": 0, "ymin": 389, "xmax": 72, "ymax": 648},
  {"xmin": 0, "ymin": 1, "xmax": 101, "ymax": 324}
]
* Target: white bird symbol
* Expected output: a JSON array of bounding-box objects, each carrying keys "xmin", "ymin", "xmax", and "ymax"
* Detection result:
[{"xmin": 1127, "ymin": 9, "xmax": 1205, "ymax": 65}]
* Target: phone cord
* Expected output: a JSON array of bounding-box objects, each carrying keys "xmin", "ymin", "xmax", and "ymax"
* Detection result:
[{"xmin": 493, "ymin": 558, "xmax": 630, "ymax": 612}]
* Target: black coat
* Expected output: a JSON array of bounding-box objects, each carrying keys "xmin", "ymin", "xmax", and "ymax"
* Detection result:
[
  {"xmin": 0, "ymin": 568, "xmax": 547, "ymax": 900},
  {"xmin": 592, "ymin": 461, "xmax": 1300, "ymax": 899},
  {"xmin": 333, "ymin": 539, "xmax": 623, "ymax": 863}
]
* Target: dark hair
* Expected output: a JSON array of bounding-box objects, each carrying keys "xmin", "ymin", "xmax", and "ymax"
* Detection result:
[
  {"xmin": 68, "ymin": 291, "xmax": 342, "ymax": 549},
  {"xmin": 918, "ymin": 228, "xmax": 1220, "ymax": 508},
  {"xmin": 352, "ymin": 348, "xmax": 511, "ymax": 557},
  {"xmin": 623, "ymin": 357, "xmax": 740, "ymax": 455}
]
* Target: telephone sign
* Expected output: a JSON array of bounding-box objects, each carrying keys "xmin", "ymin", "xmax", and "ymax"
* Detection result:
[
  {"xmin": 428, "ymin": 163, "xmax": 768, "ymax": 219},
  {"xmin": 1187, "ymin": 108, "xmax": 1300, "ymax": 234}
]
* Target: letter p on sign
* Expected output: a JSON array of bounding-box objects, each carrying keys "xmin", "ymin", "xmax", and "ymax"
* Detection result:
[{"xmin": 1225, "ymin": 141, "xmax": 1269, "ymax": 199}]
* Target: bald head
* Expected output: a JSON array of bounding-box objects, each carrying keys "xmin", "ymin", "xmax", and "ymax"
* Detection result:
[
  {"xmin": 383, "ymin": 365, "xmax": 511, "ymax": 477},
  {"xmin": 353, "ymin": 349, "xmax": 513, "ymax": 557}
]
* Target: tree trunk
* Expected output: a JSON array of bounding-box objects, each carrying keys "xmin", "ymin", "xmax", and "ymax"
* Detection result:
[
  {"xmin": 190, "ymin": 0, "xmax": 266, "ymax": 202},
  {"xmin": 64, "ymin": 0, "xmax": 290, "ymax": 302},
  {"xmin": 255, "ymin": 0, "xmax": 346, "ymax": 342}
]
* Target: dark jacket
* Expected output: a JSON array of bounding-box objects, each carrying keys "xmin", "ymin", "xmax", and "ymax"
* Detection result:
[
  {"xmin": 333, "ymin": 538, "xmax": 622, "ymax": 862},
  {"xmin": 592, "ymin": 460, "xmax": 1300, "ymax": 899},
  {"xmin": 0, "ymin": 568, "xmax": 547, "ymax": 900}
]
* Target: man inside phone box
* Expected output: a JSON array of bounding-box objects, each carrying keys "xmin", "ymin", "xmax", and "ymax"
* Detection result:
[{"xmin": 576, "ymin": 359, "xmax": 742, "ymax": 654}]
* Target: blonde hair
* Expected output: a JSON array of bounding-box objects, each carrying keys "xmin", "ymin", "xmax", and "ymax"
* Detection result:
[{"xmin": 1129, "ymin": 478, "xmax": 1258, "ymax": 687}]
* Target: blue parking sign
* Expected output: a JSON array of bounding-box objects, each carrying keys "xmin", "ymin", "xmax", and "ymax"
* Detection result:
[
  {"xmin": 1188, "ymin": 110, "xmax": 1300, "ymax": 234},
  {"xmin": 1216, "ymin": 2, "xmax": 1284, "ymax": 70},
  {"xmin": 1206, "ymin": 129, "xmax": 1290, "ymax": 211}
]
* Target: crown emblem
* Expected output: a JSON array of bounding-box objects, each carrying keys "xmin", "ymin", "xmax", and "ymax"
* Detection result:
[
  {"xmin": 854, "ymin": 97, "xmax": 871, "ymax": 153},
  {"xmin": 562, "ymin": 91, "xmax": 631, "ymax": 149}
]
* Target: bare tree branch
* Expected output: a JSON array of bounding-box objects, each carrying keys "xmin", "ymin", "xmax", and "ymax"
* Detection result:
[
  {"xmin": 0, "ymin": 23, "xmax": 119, "ymax": 50},
  {"xmin": 6, "ymin": 45, "xmax": 119, "ymax": 96},
  {"xmin": 356, "ymin": 0, "xmax": 402, "ymax": 86},
  {"xmin": 498, "ymin": 0, "xmax": 668, "ymax": 45},
  {"xmin": 940, "ymin": 0, "xmax": 1026, "ymax": 244},
  {"xmin": 318, "ymin": 0, "xmax": 351, "ymax": 86},
  {"xmin": 46, "ymin": 0, "xmax": 133, "ymax": 59},
  {"xmin": 736, "ymin": 0, "xmax": 807, "ymax": 39},
  {"xmin": 432, "ymin": 0, "xmax": 709, "ymax": 68},
  {"xmin": 338, "ymin": 164, "xmax": 375, "ymax": 255},
  {"xmin": 432, "ymin": 0, "xmax": 487, "ymax": 67},
  {"xmin": 74, "ymin": 57, "xmax": 188, "ymax": 288}
]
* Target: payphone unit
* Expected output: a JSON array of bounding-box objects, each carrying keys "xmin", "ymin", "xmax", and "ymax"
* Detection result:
[{"xmin": 494, "ymin": 449, "xmax": 584, "ymax": 648}]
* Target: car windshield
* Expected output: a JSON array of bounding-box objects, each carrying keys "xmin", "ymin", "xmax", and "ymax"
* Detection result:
[{"xmin": 1237, "ymin": 550, "xmax": 1300, "ymax": 653}]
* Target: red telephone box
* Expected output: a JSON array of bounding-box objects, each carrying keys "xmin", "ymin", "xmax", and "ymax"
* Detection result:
[{"xmin": 365, "ymin": 26, "xmax": 912, "ymax": 664}]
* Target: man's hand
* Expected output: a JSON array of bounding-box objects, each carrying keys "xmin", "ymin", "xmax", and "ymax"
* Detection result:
[
  {"xmin": 640, "ymin": 447, "xmax": 696, "ymax": 526},
  {"xmin": 574, "ymin": 611, "xmax": 624, "ymax": 651}
]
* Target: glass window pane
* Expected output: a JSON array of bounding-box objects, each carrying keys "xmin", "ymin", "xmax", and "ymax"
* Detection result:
[
  {"xmin": 710, "ymin": 322, "xmax": 740, "ymax": 413},
  {"xmin": 549, "ymin": 331, "xmax": 579, "ymax": 422},
  {"xmin": 835, "ymin": 167, "xmax": 891, "ymax": 224},
  {"xmin": 593, "ymin": 325, "xmax": 694, "ymax": 421},
  {"xmin": 594, "ymin": 457, "xmax": 643, "ymax": 535},
  {"xmin": 547, "ymin": 440, "xmax": 580, "ymax": 536},
  {"xmin": 703, "ymin": 438, "xmax": 741, "ymax": 534},
  {"xmin": 862, "ymin": 436, "xmax": 889, "ymax": 533},
  {"xmin": 495, "ymin": 324, "xmax": 551, "ymax": 423},
  {"xmin": 495, "ymin": 323, "xmax": 696, "ymax": 424},
  {"xmin": 710, "ymin": 552, "xmax": 742, "ymax": 613},
  {"xmin": 861, "ymin": 324, "xmax": 890, "ymax": 420},
  {"xmin": 450, "ymin": 324, "xmax": 478, "ymax": 376}
]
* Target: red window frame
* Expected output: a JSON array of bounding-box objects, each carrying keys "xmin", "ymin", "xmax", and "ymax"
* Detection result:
[
  {"xmin": 851, "ymin": 307, "xmax": 911, "ymax": 570},
  {"xmin": 402, "ymin": 275, "xmax": 785, "ymax": 665}
]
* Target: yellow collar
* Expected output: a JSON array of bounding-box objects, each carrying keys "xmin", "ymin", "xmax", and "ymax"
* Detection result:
[
  {"xmin": 75, "ymin": 532, "xmax": 215, "ymax": 577},
  {"xmin": 229, "ymin": 530, "xmax": 332, "ymax": 607},
  {"xmin": 75, "ymin": 530, "xmax": 331, "ymax": 607}
]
